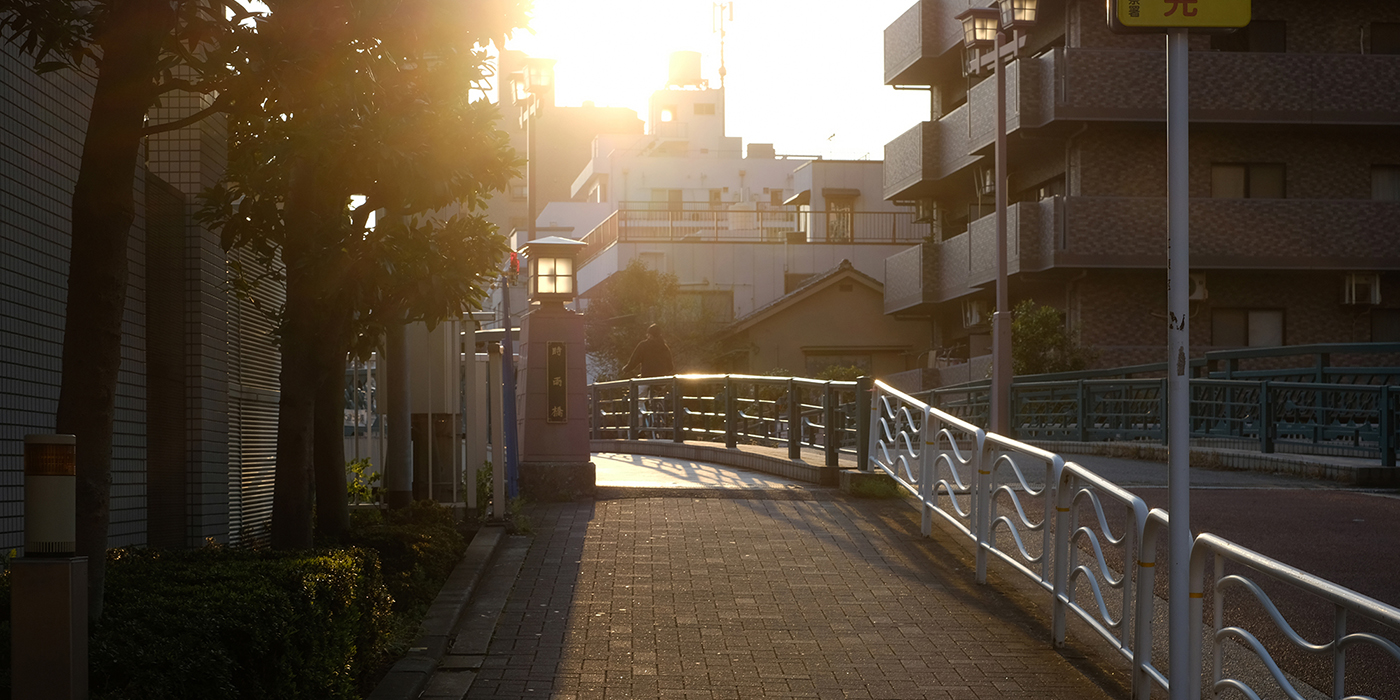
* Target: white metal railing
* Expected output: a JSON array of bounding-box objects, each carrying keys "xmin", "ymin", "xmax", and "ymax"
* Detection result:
[{"xmin": 868, "ymin": 380, "xmax": 1400, "ymax": 700}]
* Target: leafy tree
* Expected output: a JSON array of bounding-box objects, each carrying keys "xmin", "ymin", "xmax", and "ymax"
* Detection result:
[
  {"xmin": 0, "ymin": 0, "xmax": 253, "ymax": 620},
  {"xmin": 584, "ymin": 259, "xmax": 724, "ymax": 380},
  {"xmin": 1010, "ymin": 300, "xmax": 1095, "ymax": 376},
  {"xmin": 199, "ymin": 0, "xmax": 524, "ymax": 547}
]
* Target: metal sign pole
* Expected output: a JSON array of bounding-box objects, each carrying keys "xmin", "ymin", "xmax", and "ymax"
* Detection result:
[{"xmin": 1165, "ymin": 26, "xmax": 1192, "ymax": 700}]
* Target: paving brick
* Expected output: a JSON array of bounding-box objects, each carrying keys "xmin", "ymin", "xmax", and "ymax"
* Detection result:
[{"xmin": 462, "ymin": 492, "xmax": 1115, "ymax": 699}]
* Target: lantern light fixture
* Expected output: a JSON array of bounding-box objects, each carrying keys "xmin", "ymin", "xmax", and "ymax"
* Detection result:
[
  {"xmin": 955, "ymin": 7, "xmax": 1000, "ymax": 49},
  {"xmin": 996, "ymin": 0, "xmax": 1039, "ymax": 32},
  {"xmin": 520, "ymin": 236, "xmax": 586, "ymax": 304}
]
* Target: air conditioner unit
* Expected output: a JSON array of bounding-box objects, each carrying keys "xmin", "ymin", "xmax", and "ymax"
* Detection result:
[
  {"xmin": 962, "ymin": 299, "xmax": 991, "ymax": 328},
  {"xmin": 1344, "ymin": 273, "xmax": 1382, "ymax": 305},
  {"xmin": 1188, "ymin": 273, "xmax": 1208, "ymax": 301}
]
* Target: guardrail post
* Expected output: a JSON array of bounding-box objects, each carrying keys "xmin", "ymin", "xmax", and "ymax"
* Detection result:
[
  {"xmin": 857, "ymin": 376, "xmax": 873, "ymax": 471},
  {"xmin": 1259, "ymin": 380, "xmax": 1274, "ymax": 454},
  {"xmin": 1076, "ymin": 380, "xmax": 1087, "ymax": 442},
  {"xmin": 920, "ymin": 407, "xmax": 933, "ymax": 537},
  {"xmin": 1380, "ymin": 386, "xmax": 1394, "ymax": 467},
  {"xmin": 787, "ymin": 378, "xmax": 801, "ymax": 460},
  {"xmin": 672, "ymin": 375, "xmax": 684, "ymax": 443},
  {"xmin": 1052, "ymin": 469, "xmax": 1071, "ymax": 647},
  {"xmin": 627, "ymin": 380, "xmax": 638, "ymax": 441},
  {"xmin": 1333, "ymin": 606, "xmax": 1348, "ymax": 700},
  {"xmin": 974, "ymin": 431, "xmax": 990, "ymax": 585},
  {"xmin": 725, "ymin": 376, "xmax": 737, "ymax": 449},
  {"xmin": 824, "ymin": 382, "xmax": 839, "ymax": 467}
]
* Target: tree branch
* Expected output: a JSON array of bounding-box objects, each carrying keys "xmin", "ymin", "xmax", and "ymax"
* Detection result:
[{"xmin": 141, "ymin": 93, "xmax": 229, "ymax": 136}]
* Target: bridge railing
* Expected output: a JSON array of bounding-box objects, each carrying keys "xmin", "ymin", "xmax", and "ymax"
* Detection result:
[
  {"xmin": 869, "ymin": 379, "xmax": 1400, "ymax": 700},
  {"xmin": 590, "ymin": 374, "xmax": 863, "ymax": 465},
  {"xmin": 929, "ymin": 377, "xmax": 1397, "ymax": 465}
]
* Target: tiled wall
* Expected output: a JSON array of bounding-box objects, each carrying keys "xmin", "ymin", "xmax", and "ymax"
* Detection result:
[{"xmin": 1, "ymin": 43, "xmax": 149, "ymax": 550}]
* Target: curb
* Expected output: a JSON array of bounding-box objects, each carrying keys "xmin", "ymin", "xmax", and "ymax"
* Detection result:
[
  {"xmin": 367, "ymin": 524, "xmax": 506, "ymax": 700},
  {"xmin": 1033, "ymin": 440, "xmax": 1400, "ymax": 486}
]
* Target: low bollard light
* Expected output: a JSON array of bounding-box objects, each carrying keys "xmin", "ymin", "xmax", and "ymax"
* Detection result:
[{"xmin": 24, "ymin": 434, "xmax": 76, "ymax": 556}]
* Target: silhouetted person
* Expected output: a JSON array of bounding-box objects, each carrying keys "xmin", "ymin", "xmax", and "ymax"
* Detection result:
[{"xmin": 621, "ymin": 324, "xmax": 674, "ymax": 378}]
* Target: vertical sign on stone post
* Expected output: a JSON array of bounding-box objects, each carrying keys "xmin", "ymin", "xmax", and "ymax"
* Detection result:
[{"xmin": 547, "ymin": 341, "xmax": 567, "ymax": 423}]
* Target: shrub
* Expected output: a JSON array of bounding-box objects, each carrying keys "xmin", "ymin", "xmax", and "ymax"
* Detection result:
[
  {"xmin": 89, "ymin": 546, "xmax": 392, "ymax": 700},
  {"xmin": 344, "ymin": 501, "xmax": 466, "ymax": 613}
]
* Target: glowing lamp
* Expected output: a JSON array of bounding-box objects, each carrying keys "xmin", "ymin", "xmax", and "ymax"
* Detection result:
[
  {"xmin": 956, "ymin": 7, "xmax": 1000, "ymax": 49},
  {"xmin": 997, "ymin": 0, "xmax": 1038, "ymax": 32},
  {"xmin": 521, "ymin": 236, "xmax": 586, "ymax": 303}
]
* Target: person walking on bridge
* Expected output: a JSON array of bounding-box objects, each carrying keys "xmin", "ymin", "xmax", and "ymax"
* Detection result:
[{"xmin": 621, "ymin": 324, "xmax": 674, "ymax": 379}]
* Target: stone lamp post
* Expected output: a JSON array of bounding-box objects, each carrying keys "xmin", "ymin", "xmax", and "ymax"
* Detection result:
[{"xmin": 515, "ymin": 236, "xmax": 594, "ymax": 500}]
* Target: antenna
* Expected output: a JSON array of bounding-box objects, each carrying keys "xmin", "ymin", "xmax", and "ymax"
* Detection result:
[{"xmin": 713, "ymin": 2, "xmax": 733, "ymax": 88}]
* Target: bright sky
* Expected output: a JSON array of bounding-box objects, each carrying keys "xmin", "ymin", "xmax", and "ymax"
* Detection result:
[{"xmin": 504, "ymin": 0, "xmax": 931, "ymax": 161}]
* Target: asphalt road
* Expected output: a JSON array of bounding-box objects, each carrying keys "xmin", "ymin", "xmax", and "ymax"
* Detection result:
[{"xmin": 1064, "ymin": 454, "xmax": 1400, "ymax": 697}]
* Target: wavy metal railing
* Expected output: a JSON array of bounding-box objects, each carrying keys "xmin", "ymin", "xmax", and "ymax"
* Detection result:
[{"xmin": 868, "ymin": 379, "xmax": 1400, "ymax": 700}]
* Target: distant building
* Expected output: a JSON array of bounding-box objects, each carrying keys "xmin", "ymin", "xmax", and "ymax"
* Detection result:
[
  {"xmin": 545, "ymin": 53, "xmax": 932, "ymax": 376},
  {"xmin": 880, "ymin": 0, "xmax": 1400, "ymax": 386}
]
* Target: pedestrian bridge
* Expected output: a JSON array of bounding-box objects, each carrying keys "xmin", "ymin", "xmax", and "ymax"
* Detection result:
[{"xmin": 586, "ymin": 371, "xmax": 1400, "ymax": 700}]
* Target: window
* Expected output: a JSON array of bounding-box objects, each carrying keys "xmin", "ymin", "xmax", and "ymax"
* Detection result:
[
  {"xmin": 510, "ymin": 181, "xmax": 527, "ymax": 200},
  {"xmin": 1212, "ymin": 309, "xmax": 1284, "ymax": 348},
  {"xmin": 1373, "ymin": 309, "xmax": 1400, "ymax": 342},
  {"xmin": 1373, "ymin": 166, "xmax": 1400, "ymax": 201},
  {"xmin": 709, "ymin": 189, "xmax": 722, "ymax": 206},
  {"xmin": 694, "ymin": 103, "xmax": 716, "ymax": 115},
  {"xmin": 769, "ymin": 189, "xmax": 785, "ymax": 207},
  {"xmin": 1368, "ymin": 22, "xmax": 1400, "ymax": 55},
  {"xmin": 1212, "ymin": 164, "xmax": 1285, "ymax": 199},
  {"xmin": 660, "ymin": 106, "xmax": 676, "ymax": 122},
  {"xmin": 1211, "ymin": 20, "xmax": 1286, "ymax": 52}
]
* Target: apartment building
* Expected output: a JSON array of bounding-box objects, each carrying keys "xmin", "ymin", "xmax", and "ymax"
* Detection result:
[
  {"xmin": 549, "ymin": 53, "xmax": 931, "ymax": 375},
  {"xmin": 880, "ymin": 0, "xmax": 1400, "ymax": 384}
]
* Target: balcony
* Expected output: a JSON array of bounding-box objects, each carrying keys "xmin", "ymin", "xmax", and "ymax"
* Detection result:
[
  {"xmin": 883, "ymin": 197, "xmax": 1400, "ymax": 313},
  {"xmin": 884, "ymin": 0, "xmax": 980, "ymax": 86},
  {"xmin": 884, "ymin": 49, "xmax": 1400, "ymax": 198},
  {"xmin": 576, "ymin": 206, "xmax": 930, "ymax": 303}
]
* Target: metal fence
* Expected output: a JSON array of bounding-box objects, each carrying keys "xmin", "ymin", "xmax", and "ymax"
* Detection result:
[
  {"xmin": 869, "ymin": 379, "xmax": 1400, "ymax": 700},
  {"xmin": 927, "ymin": 378, "xmax": 1398, "ymax": 465},
  {"xmin": 589, "ymin": 374, "xmax": 865, "ymax": 466}
]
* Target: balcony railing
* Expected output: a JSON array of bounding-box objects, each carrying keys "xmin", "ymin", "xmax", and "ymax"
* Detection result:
[{"xmin": 578, "ymin": 206, "xmax": 929, "ymax": 265}]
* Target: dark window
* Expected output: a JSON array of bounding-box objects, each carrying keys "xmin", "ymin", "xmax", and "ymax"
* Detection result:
[
  {"xmin": 1373, "ymin": 309, "xmax": 1400, "ymax": 342},
  {"xmin": 1373, "ymin": 166, "xmax": 1400, "ymax": 201},
  {"xmin": 1212, "ymin": 164, "xmax": 1285, "ymax": 199},
  {"xmin": 1368, "ymin": 23, "xmax": 1400, "ymax": 55},
  {"xmin": 770, "ymin": 189, "xmax": 785, "ymax": 206},
  {"xmin": 1211, "ymin": 20, "xmax": 1286, "ymax": 52},
  {"xmin": 694, "ymin": 103, "xmax": 716, "ymax": 115},
  {"xmin": 1212, "ymin": 309, "xmax": 1285, "ymax": 347}
]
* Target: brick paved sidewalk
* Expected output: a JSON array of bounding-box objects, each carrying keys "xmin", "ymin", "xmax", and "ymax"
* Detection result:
[{"xmin": 465, "ymin": 492, "xmax": 1116, "ymax": 700}]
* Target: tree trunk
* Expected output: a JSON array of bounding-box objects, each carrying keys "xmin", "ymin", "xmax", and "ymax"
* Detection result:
[
  {"xmin": 55, "ymin": 0, "xmax": 175, "ymax": 622},
  {"xmin": 312, "ymin": 312, "xmax": 351, "ymax": 543}
]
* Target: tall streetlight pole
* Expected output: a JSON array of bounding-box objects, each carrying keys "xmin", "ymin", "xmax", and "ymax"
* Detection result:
[{"xmin": 957, "ymin": 1, "xmax": 1038, "ymax": 435}]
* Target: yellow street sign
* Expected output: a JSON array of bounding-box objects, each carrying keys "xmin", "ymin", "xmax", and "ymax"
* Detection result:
[{"xmin": 1109, "ymin": 0, "xmax": 1250, "ymax": 31}]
